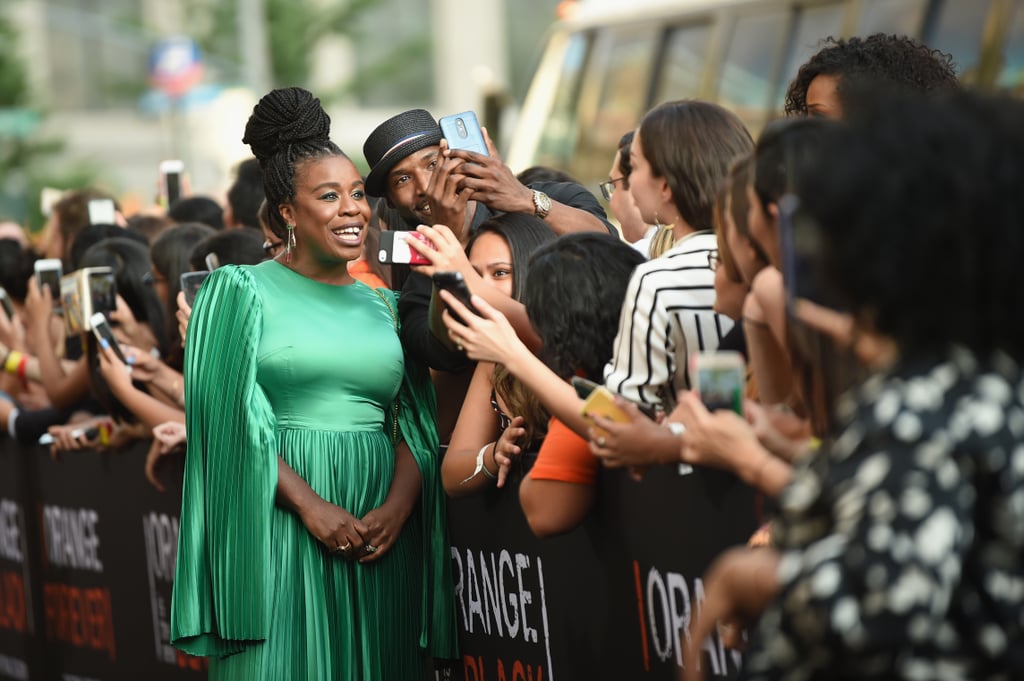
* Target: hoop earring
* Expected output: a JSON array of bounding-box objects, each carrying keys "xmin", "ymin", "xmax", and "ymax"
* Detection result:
[{"xmin": 284, "ymin": 224, "xmax": 296, "ymax": 263}]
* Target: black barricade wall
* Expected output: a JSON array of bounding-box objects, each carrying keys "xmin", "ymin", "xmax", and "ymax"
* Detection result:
[
  {"xmin": 1, "ymin": 440, "xmax": 759, "ymax": 681},
  {"xmin": 438, "ymin": 464, "xmax": 760, "ymax": 681},
  {"xmin": 0, "ymin": 440, "xmax": 206, "ymax": 681}
]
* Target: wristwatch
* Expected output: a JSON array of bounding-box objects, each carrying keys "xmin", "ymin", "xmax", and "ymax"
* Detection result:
[{"xmin": 532, "ymin": 190, "xmax": 552, "ymax": 219}]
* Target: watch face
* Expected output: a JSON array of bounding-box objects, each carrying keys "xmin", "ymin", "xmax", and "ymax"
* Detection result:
[{"xmin": 534, "ymin": 190, "xmax": 552, "ymax": 216}]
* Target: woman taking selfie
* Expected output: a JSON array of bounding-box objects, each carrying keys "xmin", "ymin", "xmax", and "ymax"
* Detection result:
[{"xmin": 170, "ymin": 87, "xmax": 456, "ymax": 679}]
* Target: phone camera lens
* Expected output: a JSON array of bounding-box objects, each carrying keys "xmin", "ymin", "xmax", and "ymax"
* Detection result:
[{"xmin": 456, "ymin": 118, "xmax": 468, "ymax": 139}]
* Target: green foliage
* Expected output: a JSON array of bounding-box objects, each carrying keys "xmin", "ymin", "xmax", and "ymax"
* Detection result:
[{"xmin": 185, "ymin": 0, "xmax": 427, "ymax": 102}]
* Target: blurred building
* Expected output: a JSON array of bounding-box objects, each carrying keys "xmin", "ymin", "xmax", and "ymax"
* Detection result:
[{"xmin": 5, "ymin": 0, "xmax": 562, "ymax": 206}]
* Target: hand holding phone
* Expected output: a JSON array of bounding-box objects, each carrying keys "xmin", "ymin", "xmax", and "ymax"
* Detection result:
[
  {"xmin": 432, "ymin": 271, "xmax": 479, "ymax": 326},
  {"xmin": 90, "ymin": 312, "xmax": 127, "ymax": 364},
  {"xmin": 379, "ymin": 231, "xmax": 433, "ymax": 265},
  {"xmin": 34, "ymin": 258, "xmax": 63, "ymax": 314},
  {"xmin": 690, "ymin": 351, "xmax": 746, "ymax": 414},
  {"xmin": 572, "ymin": 376, "xmax": 658, "ymax": 420},
  {"xmin": 180, "ymin": 271, "xmax": 210, "ymax": 307},
  {"xmin": 580, "ymin": 385, "xmax": 632, "ymax": 436},
  {"xmin": 439, "ymin": 111, "xmax": 489, "ymax": 157}
]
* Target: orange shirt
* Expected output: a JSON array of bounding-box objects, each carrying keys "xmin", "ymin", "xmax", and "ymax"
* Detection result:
[
  {"xmin": 347, "ymin": 259, "xmax": 388, "ymax": 290},
  {"xmin": 528, "ymin": 416, "xmax": 599, "ymax": 485}
]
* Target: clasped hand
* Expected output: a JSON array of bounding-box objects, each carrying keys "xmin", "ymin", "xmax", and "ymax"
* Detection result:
[{"xmin": 303, "ymin": 499, "xmax": 406, "ymax": 564}]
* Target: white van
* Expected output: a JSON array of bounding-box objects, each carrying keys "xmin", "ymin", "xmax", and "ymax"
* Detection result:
[{"xmin": 506, "ymin": 0, "xmax": 1024, "ymax": 188}]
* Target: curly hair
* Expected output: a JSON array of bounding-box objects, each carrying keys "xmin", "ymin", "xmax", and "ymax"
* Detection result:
[
  {"xmin": 524, "ymin": 233, "xmax": 646, "ymax": 380},
  {"xmin": 784, "ymin": 34, "xmax": 958, "ymax": 117},
  {"xmin": 242, "ymin": 87, "xmax": 344, "ymax": 238},
  {"xmin": 796, "ymin": 90, "xmax": 1024, "ymax": 360}
]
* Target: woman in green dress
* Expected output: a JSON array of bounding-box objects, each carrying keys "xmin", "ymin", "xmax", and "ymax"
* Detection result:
[{"xmin": 169, "ymin": 87, "xmax": 457, "ymax": 679}]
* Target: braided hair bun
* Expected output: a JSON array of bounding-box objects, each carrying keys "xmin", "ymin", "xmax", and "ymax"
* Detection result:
[
  {"xmin": 241, "ymin": 87, "xmax": 343, "ymax": 235},
  {"xmin": 243, "ymin": 87, "xmax": 330, "ymax": 161}
]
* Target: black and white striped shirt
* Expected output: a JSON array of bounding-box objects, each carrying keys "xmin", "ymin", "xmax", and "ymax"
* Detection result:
[{"xmin": 603, "ymin": 231, "xmax": 732, "ymax": 410}]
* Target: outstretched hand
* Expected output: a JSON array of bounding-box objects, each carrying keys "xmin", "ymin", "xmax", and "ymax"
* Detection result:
[
  {"xmin": 407, "ymin": 223, "xmax": 474, "ymax": 279},
  {"xmin": 587, "ymin": 397, "xmax": 677, "ymax": 469},
  {"xmin": 439, "ymin": 290, "xmax": 524, "ymax": 366},
  {"xmin": 447, "ymin": 128, "xmax": 534, "ymax": 215}
]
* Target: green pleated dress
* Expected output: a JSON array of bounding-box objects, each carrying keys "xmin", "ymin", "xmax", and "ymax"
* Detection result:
[{"xmin": 170, "ymin": 261, "xmax": 458, "ymax": 680}]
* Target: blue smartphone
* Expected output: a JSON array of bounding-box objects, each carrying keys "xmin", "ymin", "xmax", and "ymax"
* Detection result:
[{"xmin": 439, "ymin": 111, "xmax": 489, "ymax": 157}]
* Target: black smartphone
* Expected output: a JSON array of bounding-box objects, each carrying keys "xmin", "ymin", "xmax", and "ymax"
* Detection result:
[
  {"xmin": 90, "ymin": 312, "xmax": 126, "ymax": 363},
  {"xmin": 432, "ymin": 271, "xmax": 478, "ymax": 324},
  {"xmin": 160, "ymin": 160, "xmax": 184, "ymax": 207},
  {"xmin": 0, "ymin": 287, "xmax": 14, "ymax": 320},
  {"xmin": 571, "ymin": 376, "xmax": 601, "ymax": 400},
  {"xmin": 438, "ymin": 111, "xmax": 489, "ymax": 157},
  {"xmin": 180, "ymin": 271, "xmax": 210, "ymax": 307},
  {"xmin": 87, "ymin": 268, "xmax": 117, "ymax": 316}
]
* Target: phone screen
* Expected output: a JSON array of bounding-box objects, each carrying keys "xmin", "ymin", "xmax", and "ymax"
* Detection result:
[
  {"xmin": 91, "ymin": 315, "xmax": 126, "ymax": 363},
  {"xmin": 88, "ymin": 271, "xmax": 117, "ymax": 315},
  {"xmin": 694, "ymin": 362, "xmax": 745, "ymax": 414},
  {"xmin": 180, "ymin": 271, "xmax": 210, "ymax": 307},
  {"xmin": 0, "ymin": 288, "xmax": 14, "ymax": 320},
  {"xmin": 87, "ymin": 199, "xmax": 116, "ymax": 226},
  {"xmin": 165, "ymin": 172, "xmax": 182, "ymax": 206},
  {"xmin": 36, "ymin": 263, "xmax": 63, "ymax": 313}
]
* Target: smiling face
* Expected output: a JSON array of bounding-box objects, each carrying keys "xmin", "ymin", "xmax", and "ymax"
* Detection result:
[
  {"xmin": 387, "ymin": 146, "xmax": 440, "ymax": 224},
  {"xmin": 468, "ymin": 231, "xmax": 514, "ymax": 298},
  {"xmin": 279, "ymin": 155, "xmax": 371, "ymax": 266}
]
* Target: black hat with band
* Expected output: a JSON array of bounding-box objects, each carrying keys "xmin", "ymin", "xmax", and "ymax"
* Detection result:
[{"xmin": 363, "ymin": 109, "xmax": 442, "ymax": 197}]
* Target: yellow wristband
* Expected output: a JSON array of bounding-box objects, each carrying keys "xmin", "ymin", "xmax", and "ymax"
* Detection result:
[{"xmin": 4, "ymin": 350, "xmax": 23, "ymax": 374}]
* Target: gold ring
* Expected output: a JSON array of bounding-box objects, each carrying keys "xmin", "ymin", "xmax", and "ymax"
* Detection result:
[{"xmin": 331, "ymin": 541, "xmax": 352, "ymax": 554}]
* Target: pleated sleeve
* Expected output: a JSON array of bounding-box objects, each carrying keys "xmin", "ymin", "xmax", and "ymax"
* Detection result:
[
  {"xmin": 170, "ymin": 265, "xmax": 278, "ymax": 658},
  {"xmin": 381, "ymin": 289, "xmax": 459, "ymax": 660}
]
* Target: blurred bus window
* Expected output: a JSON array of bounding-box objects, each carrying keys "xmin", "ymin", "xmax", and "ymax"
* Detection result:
[
  {"xmin": 716, "ymin": 10, "xmax": 789, "ymax": 129},
  {"xmin": 775, "ymin": 3, "xmax": 848, "ymax": 112},
  {"xmin": 857, "ymin": 0, "xmax": 927, "ymax": 35},
  {"xmin": 998, "ymin": 0, "xmax": 1024, "ymax": 91},
  {"xmin": 651, "ymin": 22, "xmax": 711, "ymax": 105},
  {"xmin": 925, "ymin": 0, "xmax": 993, "ymax": 84},
  {"xmin": 570, "ymin": 25, "xmax": 659, "ymax": 185},
  {"xmin": 534, "ymin": 31, "xmax": 591, "ymax": 170}
]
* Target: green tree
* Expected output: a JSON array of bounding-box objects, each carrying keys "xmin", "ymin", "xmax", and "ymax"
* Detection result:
[{"xmin": 185, "ymin": 0, "xmax": 429, "ymax": 102}]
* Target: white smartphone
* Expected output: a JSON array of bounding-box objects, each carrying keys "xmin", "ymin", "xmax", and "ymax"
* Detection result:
[
  {"xmin": 40, "ymin": 187, "xmax": 64, "ymax": 218},
  {"xmin": 89, "ymin": 311, "xmax": 126, "ymax": 363},
  {"xmin": 690, "ymin": 350, "xmax": 746, "ymax": 414},
  {"xmin": 34, "ymin": 258, "xmax": 63, "ymax": 314},
  {"xmin": 87, "ymin": 198, "xmax": 116, "ymax": 225},
  {"xmin": 378, "ymin": 231, "xmax": 432, "ymax": 265},
  {"xmin": 159, "ymin": 159, "xmax": 185, "ymax": 207}
]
